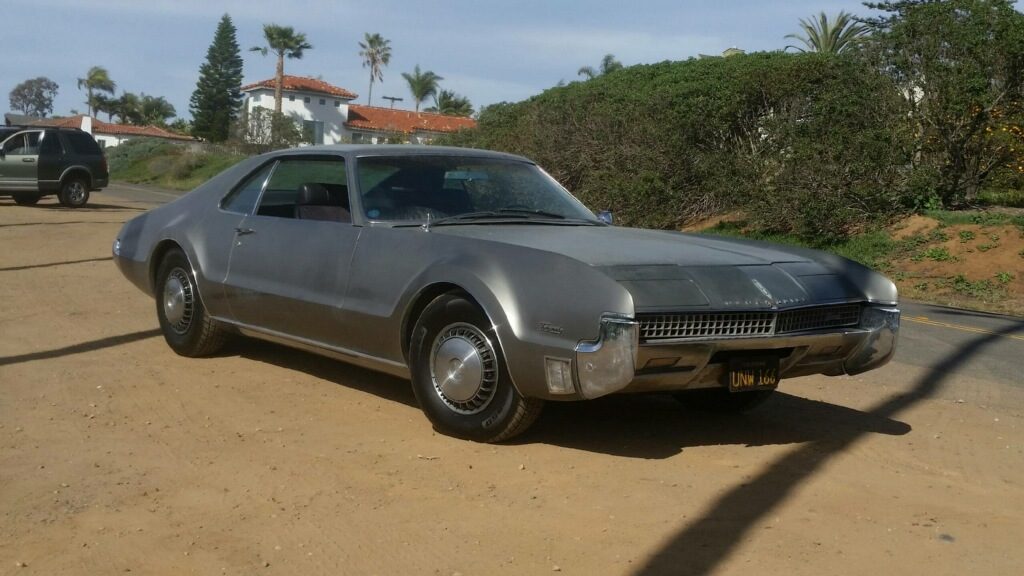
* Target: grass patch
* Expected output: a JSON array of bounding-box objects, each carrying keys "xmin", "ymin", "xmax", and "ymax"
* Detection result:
[
  {"xmin": 108, "ymin": 138, "xmax": 247, "ymax": 191},
  {"xmin": 924, "ymin": 209, "xmax": 1024, "ymax": 230},
  {"xmin": 979, "ymin": 188, "xmax": 1024, "ymax": 208}
]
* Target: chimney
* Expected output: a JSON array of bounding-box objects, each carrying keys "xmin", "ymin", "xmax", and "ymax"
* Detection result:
[{"xmin": 80, "ymin": 116, "xmax": 93, "ymax": 134}]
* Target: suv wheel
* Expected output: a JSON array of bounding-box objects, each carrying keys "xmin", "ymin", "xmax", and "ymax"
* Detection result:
[
  {"xmin": 13, "ymin": 194, "xmax": 41, "ymax": 206},
  {"xmin": 59, "ymin": 177, "xmax": 90, "ymax": 207}
]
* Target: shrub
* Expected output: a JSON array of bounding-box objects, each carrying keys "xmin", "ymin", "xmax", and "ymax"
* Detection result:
[{"xmin": 445, "ymin": 52, "xmax": 915, "ymax": 240}]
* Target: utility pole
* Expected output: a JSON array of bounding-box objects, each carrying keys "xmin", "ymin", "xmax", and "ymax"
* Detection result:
[{"xmin": 382, "ymin": 95, "xmax": 403, "ymax": 109}]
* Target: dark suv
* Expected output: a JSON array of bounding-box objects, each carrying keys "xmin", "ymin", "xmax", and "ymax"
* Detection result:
[{"xmin": 0, "ymin": 127, "xmax": 109, "ymax": 207}]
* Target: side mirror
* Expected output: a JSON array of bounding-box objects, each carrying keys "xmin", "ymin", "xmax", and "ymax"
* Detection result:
[{"xmin": 597, "ymin": 210, "xmax": 614, "ymax": 225}]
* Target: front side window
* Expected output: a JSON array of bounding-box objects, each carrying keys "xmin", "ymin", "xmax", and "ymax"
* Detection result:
[
  {"xmin": 221, "ymin": 162, "xmax": 274, "ymax": 215},
  {"xmin": 2, "ymin": 132, "xmax": 42, "ymax": 155},
  {"xmin": 356, "ymin": 156, "xmax": 598, "ymax": 223},
  {"xmin": 255, "ymin": 157, "xmax": 348, "ymax": 219}
]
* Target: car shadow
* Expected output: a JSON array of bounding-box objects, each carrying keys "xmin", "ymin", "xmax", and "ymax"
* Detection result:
[
  {"xmin": 511, "ymin": 391, "xmax": 909, "ymax": 459},
  {"xmin": 226, "ymin": 339, "xmax": 419, "ymax": 409},
  {"xmin": 221, "ymin": 338, "xmax": 908, "ymax": 457}
]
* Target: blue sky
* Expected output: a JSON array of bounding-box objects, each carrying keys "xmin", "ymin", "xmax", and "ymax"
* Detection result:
[{"xmin": 5, "ymin": 0, "xmax": 874, "ymax": 120}]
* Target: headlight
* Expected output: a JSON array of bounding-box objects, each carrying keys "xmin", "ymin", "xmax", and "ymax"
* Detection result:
[{"xmin": 113, "ymin": 238, "xmax": 121, "ymax": 256}]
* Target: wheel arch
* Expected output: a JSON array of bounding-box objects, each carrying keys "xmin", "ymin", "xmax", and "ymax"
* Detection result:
[
  {"xmin": 59, "ymin": 166, "xmax": 92, "ymax": 189},
  {"xmin": 401, "ymin": 282, "xmax": 483, "ymax": 363}
]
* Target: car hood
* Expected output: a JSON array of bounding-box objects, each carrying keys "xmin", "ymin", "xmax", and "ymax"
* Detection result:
[{"xmin": 434, "ymin": 225, "xmax": 869, "ymax": 311}]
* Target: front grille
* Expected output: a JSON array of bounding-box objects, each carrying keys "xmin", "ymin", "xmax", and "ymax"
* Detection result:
[
  {"xmin": 776, "ymin": 304, "xmax": 862, "ymax": 334},
  {"xmin": 638, "ymin": 304, "xmax": 862, "ymax": 342}
]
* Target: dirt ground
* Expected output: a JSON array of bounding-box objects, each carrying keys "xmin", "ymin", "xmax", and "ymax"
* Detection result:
[{"xmin": 2, "ymin": 195, "xmax": 1023, "ymax": 575}]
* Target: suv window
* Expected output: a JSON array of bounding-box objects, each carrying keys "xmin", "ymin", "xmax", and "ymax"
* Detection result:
[
  {"xmin": 256, "ymin": 157, "xmax": 348, "ymax": 219},
  {"xmin": 222, "ymin": 162, "xmax": 274, "ymax": 215},
  {"xmin": 64, "ymin": 131, "xmax": 102, "ymax": 155},
  {"xmin": 40, "ymin": 131, "xmax": 64, "ymax": 155},
  {"xmin": 2, "ymin": 132, "xmax": 41, "ymax": 155}
]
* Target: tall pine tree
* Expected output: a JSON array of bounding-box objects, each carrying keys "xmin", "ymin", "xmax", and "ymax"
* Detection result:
[{"xmin": 190, "ymin": 14, "xmax": 243, "ymax": 142}]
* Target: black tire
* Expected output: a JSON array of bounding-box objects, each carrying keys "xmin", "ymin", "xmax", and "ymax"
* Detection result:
[
  {"xmin": 155, "ymin": 249, "xmax": 227, "ymax": 357},
  {"xmin": 409, "ymin": 293, "xmax": 543, "ymax": 442},
  {"xmin": 673, "ymin": 388, "xmax": 775, "ymax": 413},
  {"xmin": 13, "ymin": 194, "xmax": 41, "ymax": 206},
  {"xmin": 58, "ymin": 177, "xmax": 90, "ymax": 207}
]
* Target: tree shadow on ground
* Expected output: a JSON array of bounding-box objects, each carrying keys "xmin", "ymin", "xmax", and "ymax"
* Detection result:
[
  {"xmin": 0, "ymin": 220, "xmax": 124, "ymax": 228},
  {"xmin": 0, "ymin": 256, "xmax": 111, "ymax": 272},
  {"xmin": 0, "ymin": 328, "xmax": 161, "ymax": 367},
  {"xmin": 632, "ymin": 324, "xmax": 1018, "ymax": 576}
]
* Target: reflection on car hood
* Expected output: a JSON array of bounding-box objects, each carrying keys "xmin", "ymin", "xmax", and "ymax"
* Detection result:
[
  {"xmin": 434, "ymin": 225, "xmax": 864, "ymax": 310},
  {"xmin": 433, "ymin": 225, "xmax": 807, "ymax": 266}
]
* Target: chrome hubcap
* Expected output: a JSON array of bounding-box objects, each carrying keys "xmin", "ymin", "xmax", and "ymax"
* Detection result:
[
  {"xmin": 163, "ymin": 268, "xmax": 194, "ymax": 334},
  {"xmin": 430, "ymin": 323, "xmax": 498, "ymax": 414}
]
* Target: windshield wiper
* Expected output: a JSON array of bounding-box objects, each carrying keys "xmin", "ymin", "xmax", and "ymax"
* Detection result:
[{"xmin": 428, "ymin": 208, "xmax": 599, "ymax": 228}]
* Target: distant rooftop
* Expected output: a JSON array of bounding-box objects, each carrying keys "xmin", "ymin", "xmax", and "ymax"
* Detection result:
[{"xmin": 241, "ymin": 75, "xmax": 359, "ymax": 100}]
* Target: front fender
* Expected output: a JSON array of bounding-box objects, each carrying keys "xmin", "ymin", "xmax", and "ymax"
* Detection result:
[{"xmin": 399, "ymin": 246, "xmax": 634, "ymax": 400}]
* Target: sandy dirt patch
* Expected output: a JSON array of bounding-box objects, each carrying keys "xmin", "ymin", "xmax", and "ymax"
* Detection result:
[{"xmin": 1, "ymin": 195, "xmax": 1022, "ymax": 575}]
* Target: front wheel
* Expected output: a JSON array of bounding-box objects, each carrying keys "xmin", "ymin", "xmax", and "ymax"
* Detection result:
[
  {"xmin": 13, "ymin": 194, "xmax": 41, "ymax": 206},
  {"xmin": 409, "ymin": 294, "xmax": 543, "ymax": 442},
  {"xmin": 58, "ymin": 177, "xmax": 90, "ymax": 207},
  {"xmin": 155, "ymin": 249, "xmax": 227, "ymax": 357}
]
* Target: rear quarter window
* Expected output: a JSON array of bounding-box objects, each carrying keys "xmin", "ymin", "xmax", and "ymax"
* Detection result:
[{"xmin": 64, "ymin": 132, "xmax": 102, "ymax": 155}]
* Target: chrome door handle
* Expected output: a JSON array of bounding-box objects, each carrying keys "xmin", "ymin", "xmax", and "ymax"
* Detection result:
[
  {"xmin": 22, "ymin": 158, "xmax": 36, "ymax": 163},
  {"xmin": 234, "ymin": 227, "xmax": 255, "ymax": 236}
]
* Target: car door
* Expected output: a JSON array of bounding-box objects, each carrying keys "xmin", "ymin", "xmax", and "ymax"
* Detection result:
[
  {"xmin": 223, "ymin": 155, "xmax": 361, "ymax": 347},
  {"xmin": 0, "ymin": 131, "xmax": 41, "ymax": 189}
]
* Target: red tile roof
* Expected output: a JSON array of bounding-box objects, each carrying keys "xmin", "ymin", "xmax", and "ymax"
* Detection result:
[
  {"xmin": 29, "ymin": 115, "xmax": 193, "ymax": 141},
  {"xmin": 346, "ymin": 105, "xmax": 476, "ymax": 135},
  {"xmin": 241, "ymin": 75, "xmax": 358, "ymax": 100}
]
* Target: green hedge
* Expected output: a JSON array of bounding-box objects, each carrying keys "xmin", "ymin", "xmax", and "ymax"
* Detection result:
[{"xmin": 446, "ymin": 52, "xmax": 916, "ymax": 242}]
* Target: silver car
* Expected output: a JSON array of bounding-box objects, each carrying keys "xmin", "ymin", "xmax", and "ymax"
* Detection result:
[{"xmin": 113, "ymin": 145, "xmax": 900, "ymax": 442}]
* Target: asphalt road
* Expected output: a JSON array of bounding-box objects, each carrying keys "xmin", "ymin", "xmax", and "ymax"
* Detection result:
[{"xmin": 98, "ymin": 181, "xmax": 1024, "ymax": 387}]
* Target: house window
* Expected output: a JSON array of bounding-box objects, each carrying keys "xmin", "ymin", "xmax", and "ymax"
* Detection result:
[
  {"xmin": 319, "ymin": 98, "xmax": 326, "ymax": 105},
  {"xmin": 302, "ymin": 119, "xmax": 325, "ymax": 145},
  {"xmin": 304, "ymin": 96, "xmax": 311, "ymax": 103},
  {"xmin": 351, "ymin": 132, "xmax": 364, "ymax": 144},
  {"xmin": 289, "ymin": 94, "xmax": 295, "ymax": 102},
  {"xmin": 334, "ymin": 100, "xmax": 341, "ymax": 107}
]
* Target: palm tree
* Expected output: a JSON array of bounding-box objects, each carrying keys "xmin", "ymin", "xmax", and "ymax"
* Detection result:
[
  {"xmin": 577, "ymin": 54, "xmax": 623, "ymax": 79},
  {"xmin": 425, "ymin": 90, "xmax": 473, "ymax": 116},
  {"xmin": 785, "ymin": 11, "xmax": 869, "ymax": 54},
  {"xmin": 250, "ymin": 24, "xmax": 312, "ymax": 113},
  {"xmin": 77, "ymin": 66, "xmax": 116, "ymax": 117},
  {"xmin": 402, "ymin": 65, "xmax": 444, "ymax": 112},
  {"xmin": 359, "ymin": 33, "xmax": 392, "ymax": 106}
]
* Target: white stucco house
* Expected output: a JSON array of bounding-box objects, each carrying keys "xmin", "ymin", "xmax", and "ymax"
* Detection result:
[{"xmin": 240, "ymin": 75, "xmax": 476, "ymax": 145}]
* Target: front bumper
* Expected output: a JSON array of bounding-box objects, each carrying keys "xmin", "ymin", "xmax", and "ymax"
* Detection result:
[{"xmin": 570, "ymin": 306, "xmax": 899, "ymax": 398}]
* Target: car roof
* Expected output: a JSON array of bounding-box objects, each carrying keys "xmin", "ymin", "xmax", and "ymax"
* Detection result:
[{"xmin": 269, "ymin": 144, "xmax": 533, "ymax": 164}]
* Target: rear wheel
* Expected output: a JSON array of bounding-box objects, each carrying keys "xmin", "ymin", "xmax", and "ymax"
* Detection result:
[
  {"xmin": 409, "ymin": 294, "xmax": 543, "ymax": 442},
  {"xmin": 155, "ymin": 249, "xmax": 227, "ymax": 357},
  {"xmin": 58, "ymin": 177, "xmax": 89, "ymax": 207},
  {"xmin": 13, "ymin": 194, "xmax": 41, "ymax": 206},
  {"xmin": 673, "ymin": 388, "xmax": 775, "ymax": 412}
]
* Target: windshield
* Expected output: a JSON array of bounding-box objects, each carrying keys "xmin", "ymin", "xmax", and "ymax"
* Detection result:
[{"xmin": 355, "ymin": 155, "xmax": 598, "ymax": 224}]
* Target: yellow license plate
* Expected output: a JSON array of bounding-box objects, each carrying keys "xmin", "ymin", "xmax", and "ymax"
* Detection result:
[{"xmin": 727, "ymin": 356, "xmax": 780, "ymax": 392}]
